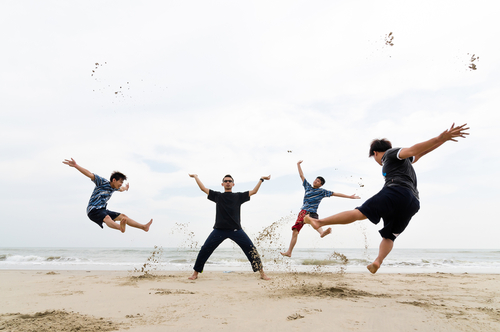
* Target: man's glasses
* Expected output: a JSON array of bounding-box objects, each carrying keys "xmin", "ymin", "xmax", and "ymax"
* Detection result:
[{"xmin": 223, "ymin": 180, "xmax": 233, "ymax": 183}]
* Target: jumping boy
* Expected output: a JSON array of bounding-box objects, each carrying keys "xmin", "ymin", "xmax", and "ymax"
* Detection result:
[
  {"xmin": 188, "ymin": 173, "xmax": 271, "ymax": 281},
  {"xmin": 305, "ymin": 123, "xmax": 469, "ymax": 273},
  {"xmin": 280, "ymin": 160, "xmax": 360, "ymax": 257},
  {"xmin": 63, "ymin": 158, "xmax": 153, "ymax": 233}
]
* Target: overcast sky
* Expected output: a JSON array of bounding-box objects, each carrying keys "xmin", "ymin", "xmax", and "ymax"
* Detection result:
[{"xmin": 1, "ymin": 0, "xmax": 498, "ymax": 250}]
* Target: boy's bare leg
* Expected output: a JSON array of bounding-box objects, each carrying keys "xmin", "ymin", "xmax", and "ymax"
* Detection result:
[
  {"xmin": 188, "ymin": 271, "xmax": 199, "ymax": 280},
  {"xmin": 367, "ymin": 238, "xmax": 394, "ymax": 274},
  {"xmin": 281, "ymin": 229, "xmax": 299, "ymax": 257},
  {"xmin": 304, "ymin": 209, "xmax": 366, "ymax": 230},
  {"xmin": 120, "ymin": 219, "xmax": 127, "ymax": 233},
  {"xmin": 259, "ymin": 269, "xmax": 270, "ymax": 280},
  {"xmin": 103, "ymin": 215, "xmax": 125, "ymax": 232},
  {"xmin": 316, "ymin": 226, "xmax": 332, "ymax": 238},
  {"xmin": 115, "ymin": 214, "xmax": 153, "ymax": 232}
]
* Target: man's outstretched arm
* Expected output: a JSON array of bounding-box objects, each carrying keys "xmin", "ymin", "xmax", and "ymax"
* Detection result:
[
  {"xmin": 63, "ymin": 158, "xmax": 95, "ymax": 181},
  {"xmin": 399, "ymin": 123, "xmax": 469, "ymax": 163},
  {"xmin": 249, "ymin": 175, "xmax": 271, "ymax": 196},
  {"xmin": 189, "ymin": 174, "xmax": 209, "ymax": 195}
]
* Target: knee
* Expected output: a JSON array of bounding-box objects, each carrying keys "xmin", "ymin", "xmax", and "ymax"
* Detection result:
[{"xmin": 353, "ymin": 209, "xmax": 367, "ymax": 220}]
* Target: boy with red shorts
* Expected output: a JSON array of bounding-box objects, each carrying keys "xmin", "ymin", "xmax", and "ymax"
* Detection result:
[{"xmin": 280, "ymin": 160, "xmax": 360, "ymax": 257}]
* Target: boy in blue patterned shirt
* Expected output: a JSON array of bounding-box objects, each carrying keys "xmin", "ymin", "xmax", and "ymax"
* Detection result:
[
  {"xmin": 63, "ymin": 158, "xmax": 153, "ymax": 233},
  {"xmin": 280, "ymin": 160, "xmax": 360, "ymax": 257}
]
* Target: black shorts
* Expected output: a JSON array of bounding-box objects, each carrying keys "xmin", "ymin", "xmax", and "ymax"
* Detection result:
[
  {"xmin": 87, "ymin": 208, "xmax": 121, "ymax": 229},
  {"xmin": 356, "ymin": 186, "xmax": 420, "ymax": 241}
]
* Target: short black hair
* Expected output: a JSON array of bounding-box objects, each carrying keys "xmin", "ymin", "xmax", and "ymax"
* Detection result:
[
  {"xmin": 316, "ymin": 176, "xmax": 325, "ymax": 186},
  {"xmin": 369, "ymin": 139, "xmax": 392, "ymax": 157},
  {"xmin": 222, "ymin": 174, "xmax": 234, "ymax": 182},
  {"xmin": 110, "ymin": 171, "xmax": 127, "ymax": 182}
]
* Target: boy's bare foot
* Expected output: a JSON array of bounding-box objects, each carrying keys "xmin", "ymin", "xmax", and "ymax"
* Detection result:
[
  {"xmin": 280, "ymin": 252, "xmax": 291, "ymax": 257},
  {"xmin": 120, "ymin": 219, "xmax": 127, "ymax": 233},
  {"xmin": 304, "ymin": 215, "xmax": 320, "ymax": 230},
  {"xmin": 367, "ymin": 262, "xmax": 380, "ymax": 274},
  {"xmin": 143, "ymin": 219, "xmax": 153, "ymax": 232},
  {"xmin": 320, "ymin": 227, "xmax": 332, "ymax": 238},
  {"xmin": 260, "ymin": 271, "xmax": 270, "ymax": 280},
  {"xmin": 188, "ymin": 271, "xmax": 198, "ymax": 280}
]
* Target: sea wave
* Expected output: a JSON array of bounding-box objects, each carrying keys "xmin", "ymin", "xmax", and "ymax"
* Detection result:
[
  {"xmin": 1, "ymin": 248, "xmax": 500, "ymax": 273},
  {"xmin": 1, "ymin": 254, "xmax": 86, "ymax": 263}
]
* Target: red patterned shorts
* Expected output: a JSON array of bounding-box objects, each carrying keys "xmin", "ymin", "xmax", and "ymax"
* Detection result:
[{"xmin": 291, "ymin": 210, "xmax": 319, "ymax": 233}]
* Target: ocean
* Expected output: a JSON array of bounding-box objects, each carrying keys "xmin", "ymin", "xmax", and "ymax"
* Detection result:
[{"xmin": 1, "ymin": 247, "xmax": 499, "ymax": 274}]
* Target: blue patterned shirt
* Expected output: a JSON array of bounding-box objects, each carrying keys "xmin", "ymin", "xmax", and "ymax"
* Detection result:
[
  {"xmin": 86, "ymin": 174, "xmax": 119, "ymax": 214},
  {"xmin": 300, "ymin": 179, "xmax": 333, "ymax": 213}
]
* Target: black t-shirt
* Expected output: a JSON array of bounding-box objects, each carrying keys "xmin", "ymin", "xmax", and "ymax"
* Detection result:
[
  {"xmin": 208, "ymin": 190, "xmax": 250, "ymax": 230},
  {"xmin": 382, "ymin": 148, "xmax": 419, "ymax": 199}
]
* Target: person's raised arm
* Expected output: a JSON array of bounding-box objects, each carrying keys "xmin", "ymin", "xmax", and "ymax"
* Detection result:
[
  {"xmin": 399, "ymin": 123, "xmax": 469, "ymax": 163},
  {"xmin": 249, "ymin": 175, "xmax": 271, "ymax": 196},
  {"xmin": 332, "ymin": 192, "xmax": 360, "ymax": 199},
  {"xmin": 63, "ymin": 158, "xmax": 95, "ymax": 181},
  {"xmin": 189, "ymin": 174, "xmax": 209, "ymax": 195},
  {"xmin": 297, "ymin": 160, "xmax": 305, "ymax": 183}
]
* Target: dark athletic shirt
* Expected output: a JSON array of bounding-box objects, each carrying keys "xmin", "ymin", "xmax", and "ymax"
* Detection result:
[
  {"xmin": 382, "ymin": 148, "xmax": 419, "ymax": 199},
  {"xmin": 208, "ymin": 190, "xmax": 250, "ymax": 230}
]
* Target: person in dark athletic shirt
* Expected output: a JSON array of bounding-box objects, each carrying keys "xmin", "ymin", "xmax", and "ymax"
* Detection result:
[
  {"xmin": 188, "ymin": 173, "xmax": 271, "ymax": 280},
  {"xmin": 305, "ymin": 123, "xmax": 469, "ymax": 274}
]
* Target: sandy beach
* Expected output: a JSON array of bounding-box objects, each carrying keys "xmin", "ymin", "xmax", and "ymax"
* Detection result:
[{"xmin": 1, "ymin": 270, "xmax": 499, "ymax": 331}]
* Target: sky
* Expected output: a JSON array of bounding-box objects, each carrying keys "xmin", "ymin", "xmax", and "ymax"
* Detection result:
[{"xmin": 1, "ymin": 0, "xmax": 499, "ymax": 250}]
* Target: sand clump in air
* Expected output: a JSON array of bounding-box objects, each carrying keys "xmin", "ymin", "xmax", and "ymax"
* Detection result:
[
  {"xmin": 384, "ymin": 32, "xmax": 394, "ymax": 46},
  {"xmin": 90, "ymin": 61, "xmax": 131, "ymax": 100},
  {"xmin": 468, "ymin": 53, "xmax": 479, "ymax": 70},
  {"xmin": 90, "ymin": 62, "xmax": 106, "ymax": 77}
]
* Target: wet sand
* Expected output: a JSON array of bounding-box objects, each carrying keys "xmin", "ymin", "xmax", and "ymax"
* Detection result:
[{"xmin": 1, "ymin": 270, "xmax": 499, "ymax": 331}]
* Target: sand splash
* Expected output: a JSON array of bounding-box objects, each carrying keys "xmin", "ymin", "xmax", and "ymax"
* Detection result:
[{"xmin": 132, "ymin": 245, "xmax": 164, "ymax": 278}]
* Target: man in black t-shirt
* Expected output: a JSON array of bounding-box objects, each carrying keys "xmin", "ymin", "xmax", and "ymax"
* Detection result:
[
  {"xmin": 188, "ymin": 173, "xmax": 271, "ymax": 280},
  {"xmin": 305, "ymin": 123, "xmax": 469, "ymax": 274}
]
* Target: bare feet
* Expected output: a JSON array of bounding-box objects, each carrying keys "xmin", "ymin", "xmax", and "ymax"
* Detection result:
[
  {"xmin": 260, "ymin": 271, "xmax": 270, "ymax": 280},
  {"xmin": 320, "ymin": 227, "xmax": 332, "ymax": 238},
  {"xmin": 143, "ymin": 219, "xmax": 153, "ymax": 232},
  {"xmin": 280, "ymin": 252, "xmax": 291, "ymax": 257},
  {"xmin": 120, "ymin": 219, "xmax": 127, "ymax": 233},
  {"xmin": 304, "ymin": 215, "xmax": 320, "ymax": 230},
  {"xmin": 367, "ymin": 262, "xmax": 380, "ymax": 274},
  {"xmin": 188, "ymin": 271, "xmax": 198, "ymax": 280}
]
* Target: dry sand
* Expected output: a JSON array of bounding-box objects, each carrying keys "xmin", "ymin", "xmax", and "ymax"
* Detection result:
[{"xmin": 1, "ymin": 270, "xmax": 499, "ymax": 331}]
